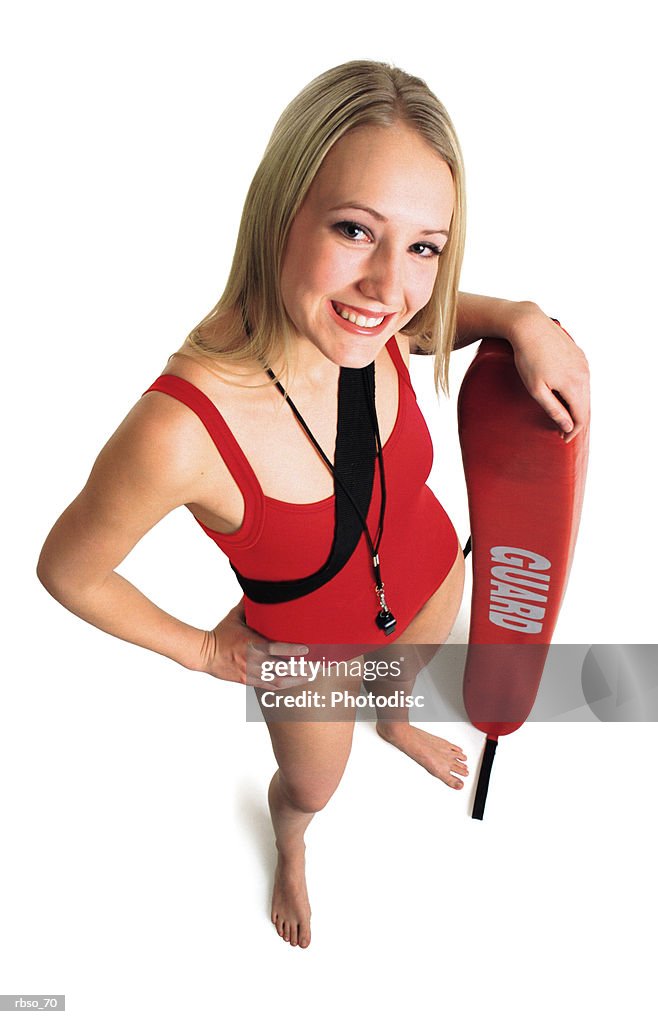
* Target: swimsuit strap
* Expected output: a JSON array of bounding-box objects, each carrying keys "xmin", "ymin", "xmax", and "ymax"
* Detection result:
[
  {"xmin": 385, "ymin": 335, "xmax": 415, "ymax": 393},
  {"xmin": 143, "ymin": 374, "xmax": 265, "ymax": 536}
]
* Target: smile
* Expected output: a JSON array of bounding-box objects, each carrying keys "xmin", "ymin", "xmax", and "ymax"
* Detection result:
[
  {"xmin": 332, "ymin": 301, "xmax": 386, "ymax": 327},
  {"xmin": 329, "ymin": 301, "xmax": 395, "ymax": 334}
]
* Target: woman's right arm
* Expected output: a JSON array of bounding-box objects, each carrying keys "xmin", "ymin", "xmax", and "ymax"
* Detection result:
[{"xmin": 36, "ymin": 393, "xmax": 305, "ymax": 686}]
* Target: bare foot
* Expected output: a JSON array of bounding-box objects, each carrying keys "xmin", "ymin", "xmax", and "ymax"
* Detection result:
[
  {"xmin": 271, "ymin": 847, "xmax": 312, "ymax": 948},
  {"xmin": 376, "ymin": 721, "xmax": 468, "ymax": 789}
]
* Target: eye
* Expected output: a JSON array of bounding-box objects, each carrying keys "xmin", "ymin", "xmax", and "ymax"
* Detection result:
[
  {"xmin": 409, "ymin": 242, "xmax": 443, "ymax": 259},
  {"xmin": 334, "ymin": 220, "xmax": 372, "ymax": 242}
]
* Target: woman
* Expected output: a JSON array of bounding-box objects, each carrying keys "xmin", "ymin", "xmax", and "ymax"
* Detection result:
[{"xmin": 37, "ymin": 61, "xmax": 589, "ymax": 949}]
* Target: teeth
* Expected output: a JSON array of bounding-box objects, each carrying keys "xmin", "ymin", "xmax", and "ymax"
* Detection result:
[{"xmin": 335, "ymin": 303, "xmax": 385, "ymax": 328}]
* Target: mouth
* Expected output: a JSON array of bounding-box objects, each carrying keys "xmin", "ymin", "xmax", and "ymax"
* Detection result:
[{"xmin": 329, "ymin": 300, "xmax": 396, "ymax": 335}]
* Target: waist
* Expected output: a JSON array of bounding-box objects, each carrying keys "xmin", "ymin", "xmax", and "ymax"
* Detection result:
[{"xmin": 244, "ymin": 486, "xmax": 459, "ymax": 646}]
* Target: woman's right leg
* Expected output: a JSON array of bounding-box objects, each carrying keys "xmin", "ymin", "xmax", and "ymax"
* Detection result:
[{"xmin": 264, "ymin": 683, "xmax": 360, "ymax": 948}]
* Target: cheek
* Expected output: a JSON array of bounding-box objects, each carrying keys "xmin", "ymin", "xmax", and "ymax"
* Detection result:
[
  {"xmin": 410, "ymin": 265, "xmax": 439, "ymax": 311},
  {"xmin": 305, "ymin": 239, "xmax": 353, "ymax": 293},
  {"xmin": 284, "ymin": 239, "xmax": 331, "ymax": 297}
]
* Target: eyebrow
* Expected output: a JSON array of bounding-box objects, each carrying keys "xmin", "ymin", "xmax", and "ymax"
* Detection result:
[{"xmin": 330, "ymin": 202, "xmax": 450, "ymax": 237}]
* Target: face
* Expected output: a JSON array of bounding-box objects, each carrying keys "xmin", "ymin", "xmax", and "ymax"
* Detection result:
[{"xmin": 279, "ymin": 123, "xmax": 455, "ymax": 369}]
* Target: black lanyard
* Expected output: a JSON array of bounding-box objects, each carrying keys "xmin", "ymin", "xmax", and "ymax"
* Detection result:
[{"xmin": 230, "ymin": 361, "xmax": 397, "ymax": 635}]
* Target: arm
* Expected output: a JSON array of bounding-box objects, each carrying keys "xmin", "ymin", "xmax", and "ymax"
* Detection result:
[
  {"xmin": 452, "ymin": 292, "xmax": 531, "ymax": 351},
  {"xmin": 36, "ymin": 394, "xmax": 305, "ymax": 686},
  {"xmin": 415, "ymin": 292, "xmax": 590, "ymax": 442}
]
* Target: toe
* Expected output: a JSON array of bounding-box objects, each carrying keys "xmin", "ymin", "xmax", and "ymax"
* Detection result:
[
  {"xmin": 299, "ymin": 926, "xmax": 311, "ymax": 949},
  {"xmin": 290, "ymin": 923, "xmax": 299, "ymax": 947},
  {"xmin": 283, "ymin": 920, "xmax": 291, "ymax": 942}
]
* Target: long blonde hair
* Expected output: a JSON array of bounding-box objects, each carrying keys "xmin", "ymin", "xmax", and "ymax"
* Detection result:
[{"xmin": 187, "ymin": 60, "xmax": 466, "ymax": 392}]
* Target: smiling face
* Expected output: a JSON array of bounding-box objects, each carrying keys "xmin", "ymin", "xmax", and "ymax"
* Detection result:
[{"xmin": 279, "ymin": 122, "xmax": 455, "ymax": 369}]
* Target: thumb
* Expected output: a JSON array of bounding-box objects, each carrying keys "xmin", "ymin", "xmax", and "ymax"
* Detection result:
[{"xmin": 536, "ymin": 383, "xmax": 574, "ymax": 435}]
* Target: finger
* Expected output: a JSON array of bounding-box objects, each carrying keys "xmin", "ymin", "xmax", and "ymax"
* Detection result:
[
  {"xmin": 539, "ymin": 385, "xmax": 575, "ymax": 434},
  {"xmin": 247, "ymin": 638, "xmax": 289, "ymax": 659},
  {"xmin": 247, "ymin": 669, "xmax": 295, "ymax": 690},
  {"xmin": 268, "ymin": 642, "xmax": 309, "ymax": 656},
  {"xmin": 246, "ymin": 662, "xmax": 312, "ymax": 690},
  {"xmin": 246, "ymin": 672, "xmax": 290, "ymax": 690},
  {"xmin": 564, "ymin": 420, "xmax": 583, "ymax": 443},
  {"xmin": 563, "ymin": 392, "xmax": 590, "ymax": 443},
  {"xmin": 249, "ymin": 675, "xmax": 309, "ymax": 690},
  {"xmin": 246, "ymin": 638, "xmax": 308, "ymax": 658}
]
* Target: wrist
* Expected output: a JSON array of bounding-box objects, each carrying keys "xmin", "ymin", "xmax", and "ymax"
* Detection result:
[
  {"xmin": 506, "ymin": 300, "xmax": 544, "ymax": 349},
  {"xmin": 180, "ymin": 626, "xmax": 216, "ymax": 673}
]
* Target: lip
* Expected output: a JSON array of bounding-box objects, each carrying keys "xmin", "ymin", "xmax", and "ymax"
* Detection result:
[
  {"xmin": 328, "ymin": 300, "xmax": 396, "ymax": 335},
  {"xmin": 333, "ymin": 300, "xmax": 393, "ymax": 318}
]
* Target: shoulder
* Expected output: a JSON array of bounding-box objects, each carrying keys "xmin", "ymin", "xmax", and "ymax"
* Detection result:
[
  {"xmin": 133, "ymin": 344, "xmax": 257, "ymax": 459},
  {"xmin": 90, "ymin": 377, "xmax": 222, "ymax": 509},
  {"xmin": 108, "ymin": 347, "xmax": 268, "ymax": 499}
]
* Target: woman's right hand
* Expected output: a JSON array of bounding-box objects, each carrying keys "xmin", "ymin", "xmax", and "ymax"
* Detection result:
[{"xmin": 200, "ymin": 598, "xmax": 309, "ymax": 689}]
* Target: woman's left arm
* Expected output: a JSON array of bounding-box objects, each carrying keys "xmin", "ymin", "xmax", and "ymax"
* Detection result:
[{"xmin": 452, "ymin": 292, "xmax": 590, "ymax": 442}]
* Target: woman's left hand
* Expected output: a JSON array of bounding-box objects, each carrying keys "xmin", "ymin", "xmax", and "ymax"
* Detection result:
[{"xmin": 508, "ymin": 302, "xmax": 590, "ymax": 442}]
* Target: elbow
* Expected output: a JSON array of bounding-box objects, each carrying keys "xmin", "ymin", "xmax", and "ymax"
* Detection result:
[
  {"xmin": 36, "ymin": 540, "xmax": 68, "ymax": 604},
  {"xmin": 37, "ymin": 496, "xmax": 115, "ymax": 610},
  {"xmin": 37, "ymin": 527, "xmax": 114, "ymax": 614},
  {"xmin": 36, "ymin": 533, "xmax": 87, "ymax": 609}
]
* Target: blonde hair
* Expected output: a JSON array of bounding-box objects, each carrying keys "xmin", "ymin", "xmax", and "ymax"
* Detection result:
[{"xmin": 187, "ymin": 60, "xmax": 466, "ymax": 393}]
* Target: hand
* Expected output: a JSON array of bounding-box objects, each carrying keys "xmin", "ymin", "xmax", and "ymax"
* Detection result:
[
  {"xmin": 508, "ymin": 303, "xmax": 590, "ymax": 443},
  {"xmin": 200, "ymin": 598, "xmax": 309, "ymax": 689}
]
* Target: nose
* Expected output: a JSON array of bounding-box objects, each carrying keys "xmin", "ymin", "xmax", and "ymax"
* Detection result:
[{"xmin": 358, "ymin": 242, "xmax": 404, "ymax": 310}]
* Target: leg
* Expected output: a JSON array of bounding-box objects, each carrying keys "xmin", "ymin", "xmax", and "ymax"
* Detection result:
[
  {"xmin": 262, "ymin": 671, "xmax": 361, "ymax": 948},
  {"xmin": 372, "ymin": 547, "xmax": 469, "ymax": 789}
]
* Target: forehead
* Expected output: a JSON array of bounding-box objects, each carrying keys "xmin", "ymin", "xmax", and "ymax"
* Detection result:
[{"xmin": 306, "ymin": 123, "xmax": 454, "ymax": 225}]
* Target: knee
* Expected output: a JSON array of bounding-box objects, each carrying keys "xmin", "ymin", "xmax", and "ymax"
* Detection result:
[{"xmin": 279, "ymin": 773, "xmax": 338, "ymax": 814}]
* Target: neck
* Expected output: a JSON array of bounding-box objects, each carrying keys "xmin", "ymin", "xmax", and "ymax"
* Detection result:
[{"xmin": 271, "ymin": 335, "xmax": 343, "ymax": 392}]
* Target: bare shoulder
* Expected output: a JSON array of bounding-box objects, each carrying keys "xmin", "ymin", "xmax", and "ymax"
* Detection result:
[
  {"xmin": 89, "ymin": 345, "xmax": 266, "ymax": 513},
  {"xmin": 87, "ymin": 378, "xmax": 221, "ymax": 512}
]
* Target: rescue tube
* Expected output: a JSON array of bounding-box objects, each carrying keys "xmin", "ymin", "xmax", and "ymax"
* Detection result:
[{"xmin": 457, "ymin": 333, "xmax": 589, "ymax": 818}]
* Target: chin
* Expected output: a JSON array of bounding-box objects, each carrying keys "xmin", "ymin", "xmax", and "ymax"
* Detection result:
[{"xmin": 321, "ymin": 334, "xmax": 388, "ymax": 369}]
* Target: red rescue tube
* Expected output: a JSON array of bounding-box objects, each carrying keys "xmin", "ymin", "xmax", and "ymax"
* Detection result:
[{"xmin": 457, "ymin": 334, "xmax": 589, "ymax": 816}]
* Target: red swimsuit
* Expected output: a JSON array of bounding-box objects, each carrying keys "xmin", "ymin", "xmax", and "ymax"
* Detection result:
[{"xmin": 145, "ymin": 336, "xmax": 459, "ymax": 647}]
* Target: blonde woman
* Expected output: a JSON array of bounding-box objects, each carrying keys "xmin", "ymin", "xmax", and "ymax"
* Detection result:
[{"xmin": 37, "ymin": 61, "xmax": 589, "ymax": 949}]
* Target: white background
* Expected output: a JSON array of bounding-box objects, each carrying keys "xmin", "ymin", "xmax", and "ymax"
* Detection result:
[{"xmin": 2, "ymin": 1, "xmax": 656, "ymax": 1020}]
